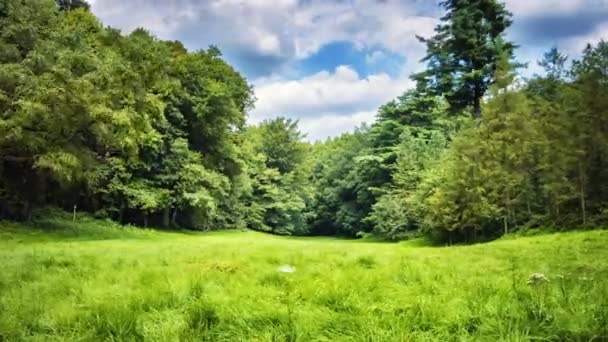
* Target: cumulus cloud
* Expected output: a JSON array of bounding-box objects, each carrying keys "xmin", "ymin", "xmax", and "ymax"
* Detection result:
[
  {"xmin": 89, "ymin": 0, "xmax": 436, "ymax": 77},
  {"xmin": 250, "ymin": 65, "xmax": 412, "ymax": 140},
  {"xmin": 505, "ymin": 0, "xmax": 596, "ymax": 17},
  {"xmin": 559, "ymin": 21, "xmax": 608, "ymax": 56},
  {"xmin": 299, "ymin": 111, "xmax": 377, "ymax": 142},
  {"xmin": 291, "ymin": 0, "xmax": 436, "ymax": 61},
  {"xmin": 506, "ymin": 0, "xmax": 608, "ymax": 71},
  {"xmin": 365, "ymin": 50, "xmax": 386, "ymax": 65},
  {"xmin": 89, "ymin": 0, "xmax": 298, "ymax": 77},
  {"xmin": 251, "ymin": 65, "xmax": 410, "ymax": 118}
]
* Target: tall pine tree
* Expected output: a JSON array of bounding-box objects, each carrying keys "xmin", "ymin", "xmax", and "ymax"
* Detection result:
[{"xmin": 415, "ymin": 0, "xmax": 516, "ymax": 119}]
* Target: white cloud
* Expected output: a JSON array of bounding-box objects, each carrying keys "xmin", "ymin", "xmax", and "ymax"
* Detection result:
[
  {"xmin": 505, "ymin": 0, "xmax": 591, "ymax": 17},
  {"xmin": 560, "ymin": 21, "xmax": 608, "ymax": 56},
  {"xmin": 366, "ymin": 50, "xmax": 386, "ymax": 65},
  {"xmin": 257, "ymin": 33, "xmax": 281, "ymax": 56},
  {"xmin": 250, "ymin": 65, "xmax": 411, "ymax": 139},
  {"xmin": 89, "ymin": 0, "xmax": 297, "ymax": 60},
  {"xmin": 89, "ymin": 0, "xmax": 435, "ymax": 70},
  {"xmin": 299, "ymin": 111, "xmax": 376, "ymax": 142},
  {"xmin": 516, "ymin": 15, "xmax": 608, "ymax": 77},
  {"xmin": 250, "ymin": 65, "xmax": 411, "ymax": 121},
  {"xmin": 292, "ymin": 1, "xmax": 437, "ymax": 64}
]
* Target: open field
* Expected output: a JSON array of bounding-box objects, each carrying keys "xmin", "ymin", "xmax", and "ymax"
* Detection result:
[{"xmin": 1, "ymin": 218, "xmax": 607, "ymax": 341}]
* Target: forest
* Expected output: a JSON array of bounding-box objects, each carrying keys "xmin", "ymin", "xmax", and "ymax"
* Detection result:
[{"xmin": 1, "ymin": 0, "xmax": 607, "ymax": 245}]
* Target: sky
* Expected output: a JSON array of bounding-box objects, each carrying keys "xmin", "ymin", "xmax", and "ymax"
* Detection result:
[{"xmin": 88, "ymin": 0, "xmax": 608, "ymax": 141}]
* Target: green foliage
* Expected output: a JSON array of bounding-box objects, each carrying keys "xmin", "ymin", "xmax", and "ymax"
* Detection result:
[
  {"xmin": 412, "ymin": 42, "xmax": 608, "ymax": 243},
  {"xmin": 308, "ymin": 128, "xmax": 374, "ymax": 236},
  {"xmin": 415, "ymin": 0, "xmax": 517, "ymax": 118},
  {"xmin": 242, "ymin": 118, "xmax": 312, "ymax": 235},
  {"xmin": 307, "ymin": 41, "xmax": 607, "ymax": 243},
  {"xmin": 367, "ymin": 128, "xmax": 450, "ymax": 241},
  {"xmin": 250, "ymin": 118, "xmax": 307, "ymax": 174},
  {"xmin": 0, "ymin": 0, "xmax": 253, "ymax": 229},
  {"xmin": 56, "ymin": 0, "xmax": 91, "ymax": 12}
]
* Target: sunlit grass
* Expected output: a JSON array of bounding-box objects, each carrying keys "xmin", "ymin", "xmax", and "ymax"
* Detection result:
[{"xmin": 1, "ymin": 219, "xmax": 607, "ymax": 341}]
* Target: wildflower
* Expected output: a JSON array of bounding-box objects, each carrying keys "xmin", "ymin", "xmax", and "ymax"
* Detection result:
[
  {"xmin": 527, "ymin": 273, "xmax": 549, "ymax": 286},
  {"xmin": 277, "ymin": 265, "xmax": 296, "ymax": 274}
]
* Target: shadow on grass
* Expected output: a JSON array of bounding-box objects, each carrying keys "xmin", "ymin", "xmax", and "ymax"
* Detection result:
[
  {"xmin": 270, "ymin": 232, "xmax": 419, "ymax": 245},
  {"xmin": 0, "ymin": 215, "xmax": 210, "ymax": 244}
]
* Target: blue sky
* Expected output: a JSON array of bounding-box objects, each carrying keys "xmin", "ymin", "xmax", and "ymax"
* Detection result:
[{"xmin": 89, "ymin": 0, "xmax": 608, "ymax": 141}]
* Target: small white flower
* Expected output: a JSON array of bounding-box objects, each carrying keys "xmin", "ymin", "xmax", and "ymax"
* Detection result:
[
  {"xmin": 527, "ymin": 273, "xmax": 549, "ymax": 286},
  {"xmin": 277, "ymin": 265, "xmax": 296, "ymax": 274}
]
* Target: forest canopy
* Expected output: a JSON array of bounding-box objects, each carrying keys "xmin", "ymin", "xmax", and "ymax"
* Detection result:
[{"xmin": 0, "ymin": 0, "xmax": 607, "ymax": 244}]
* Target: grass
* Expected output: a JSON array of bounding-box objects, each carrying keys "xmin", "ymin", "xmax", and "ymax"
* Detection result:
[{"xmin": 0, "ymin": 218, "xmax": 607, "ymax": 341}]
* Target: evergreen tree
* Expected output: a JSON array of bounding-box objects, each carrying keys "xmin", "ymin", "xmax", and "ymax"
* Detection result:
[
  {"xmin": 415, "ymin": 0, "xmax": 516, "ymax": 118},
  {"xmin": 538, "ymin": 47, "xmax": 569, "ymax": 80},
  {"xmin": 56, "ymin": 0, "xmax": 90, "ymax": 11}
]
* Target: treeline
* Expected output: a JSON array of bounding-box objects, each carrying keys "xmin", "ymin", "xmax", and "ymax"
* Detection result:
[
  {"xmin": 1, "ymin": 0, "xmax": 607, "ymax": 243},
  {"xmin": 0, "ymin": 0, "xmax": 316, "ymax": 233},
  {"xmin": 314, "ymin": 43, "xmax": 608, "ymax": 243},
  {"xmin": 309, "ymin": 0, "xmax": 608, "ymax": 243},
  {"xmin": 0, "ymin": 0, "xmax": 249, "ymax": 229}
]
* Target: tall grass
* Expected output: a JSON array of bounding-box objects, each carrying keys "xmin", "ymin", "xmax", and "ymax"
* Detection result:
[{"xmin": 0, "ymin": 218, "xmax": 607, "ymax": 341}]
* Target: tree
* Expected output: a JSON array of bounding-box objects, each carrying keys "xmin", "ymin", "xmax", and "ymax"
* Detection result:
[
  {"xmin": 0, "ymin": 0, "xmax": 254, "ymax": 228},
  {"xmin": 308, "ymin": 128, "xmax": 373, "ymax": 237},
  {"xmin": 538, "ymin": 47, "xmax": 568, "ymax": 80},
  {"xmin": 250, "ymin": 118, "xmax": 307, "ymax": 174},
  {"xmin": 570, "ymin": 41, "xmax": 608, "ymax": 225},
  {"xmin": 56, "ymin": 0, "xmax": 90, "ymax": 11},
  {"xmin": 416, "ymin": 55, "xmax": 538, "ymax": 243},
  {"xmin": 415, "ymin": 0, "xmax": 516, "ymax": 118},
  {"xmin": 243, "ymin": 118, "xmax": 312, "ymax": 235},
  {"xmin": 367, "ymin": 128, "xmax": 448, "ymax": 241},
  {"xmin": 526, "ymin": 48, "xmax": 578, "ymax": 223}
]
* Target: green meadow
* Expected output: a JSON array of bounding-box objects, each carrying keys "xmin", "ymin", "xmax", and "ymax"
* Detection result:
[{"xmin": 1, "ymin": 218, "xmax": 607, "ymax": 341}]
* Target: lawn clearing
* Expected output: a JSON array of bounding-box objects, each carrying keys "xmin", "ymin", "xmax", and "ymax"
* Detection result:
[{"xmin": 1, "ymin": 220, "xmax": 607, "ymax": 341}]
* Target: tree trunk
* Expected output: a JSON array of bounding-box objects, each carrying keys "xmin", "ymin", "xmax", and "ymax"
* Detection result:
[
  {"xmin": 118, "ymin": 201, "xmax": 125, "ymax": 224},
  {"xmin": 162, "ymin": 205, "xmax": 171, "ymax": 228},
  {"xmin": 473, "ymin": 85, "xmax": 482, "ymax": 119},
  {"xmin": 24, "ymin": 201, "xmax": 32, "ymax": 221},
  {"xmin": 578, "ymin": 161, "xmax": 587, "ymax": 225},
  {"xmin": 171, "ymin": 208, "xmax": 178, "ymax": 227},
  {"xmin": 36, "ymin": 172, "xmax": 47, "ymax": 211},
  {"xmin": 504, "ymin": 191, "xmax": 510, "ymax": 235},
  {"xmin": 144, "ymin": 213, "xmax": 148, "ymax": 228},
  {"xmin": 473, "ymin": 101, "xmax": 481, "ymax": 119},
  {"xmin": 91, "ymin": 193, "xmax": 99, "ymax": 213}
]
